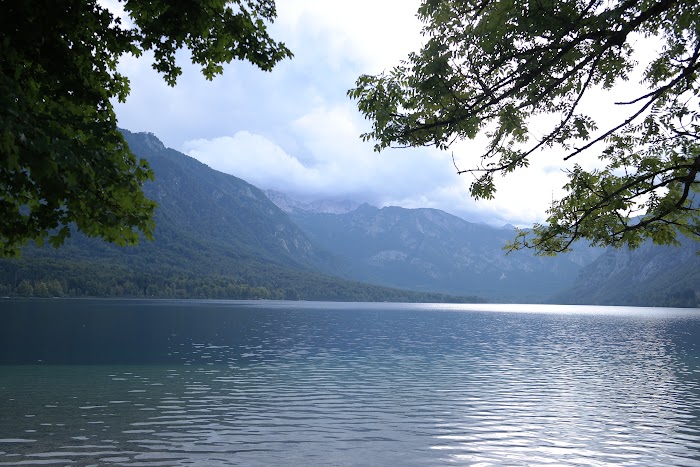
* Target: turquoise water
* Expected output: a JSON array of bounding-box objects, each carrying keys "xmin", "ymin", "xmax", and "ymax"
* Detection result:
[{"xmin": 1, "ymin": 299, "xmax": 699, "ymax": 465}]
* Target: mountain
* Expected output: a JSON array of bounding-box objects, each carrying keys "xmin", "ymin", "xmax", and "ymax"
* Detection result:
[
  {"xmin": 278, "ymin": 200, "xmax": 602, "ymax": 302},
  {"xmin": 127, "ymin": 131, "xmax": 332, "ymax": 272},
  {"xmin": 7, "ymin": 130, "xmax": 332, "ymax": 276},
  {"xmin": 556, "ymin": 238, "xmax": 700, "ymax": 307},
  {"xmin": 0, "ymin": 130, "xmax": 480, "ymax": 303}
]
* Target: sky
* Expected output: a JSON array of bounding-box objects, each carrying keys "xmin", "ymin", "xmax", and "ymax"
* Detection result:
[{"xmin": 110, "ymin": 1, "xmax": 647, "ymax": 228}]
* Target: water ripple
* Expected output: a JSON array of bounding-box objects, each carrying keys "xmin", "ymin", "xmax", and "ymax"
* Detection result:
[{"xmin": 1, "ymin": 302, "xmax": 700, "ymax": 465}]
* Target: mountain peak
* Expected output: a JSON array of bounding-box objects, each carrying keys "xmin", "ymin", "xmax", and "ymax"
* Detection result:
[{"xmin": 120, "ymin": 129, "xmax": 165, "ymax": 152}]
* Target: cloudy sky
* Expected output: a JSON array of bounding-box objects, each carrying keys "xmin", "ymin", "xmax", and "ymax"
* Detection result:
[{"xmin": 111, "ymin": 1, "xmax": 641, "ymax": 227}]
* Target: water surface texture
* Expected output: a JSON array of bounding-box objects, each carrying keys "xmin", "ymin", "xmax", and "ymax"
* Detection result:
[{"xmin": 1, "ymin": 299, "xmax": 699, "ymax": 465}]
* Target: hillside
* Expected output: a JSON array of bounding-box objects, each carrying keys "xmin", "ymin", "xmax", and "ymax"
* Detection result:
[{"xmin": 0, "ymin": 131, "xmax": 480, "ymax": 303}]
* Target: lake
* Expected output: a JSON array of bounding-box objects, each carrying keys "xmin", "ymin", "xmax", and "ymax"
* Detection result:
[{"xmin": 1, "ymin": 299, "xmax": 699, "ymax": 466}]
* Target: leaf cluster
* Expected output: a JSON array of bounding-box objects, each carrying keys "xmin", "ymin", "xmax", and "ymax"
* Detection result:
[
  {"xmin": 349, "ymin": 0, "xmax": 700, "ymax": 253},
  {"xmin": 0, "ymin": 0, "xmax": 291, "ymax": 256}
]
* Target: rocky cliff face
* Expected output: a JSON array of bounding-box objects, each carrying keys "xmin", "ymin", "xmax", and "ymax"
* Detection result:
[
  {"xmin": 279, "ymin": 200, "xmax": 602, "ymax": 302},
  {"xmin": 557, "ymin": 238, "xmax": 700, "ymax": 307}
]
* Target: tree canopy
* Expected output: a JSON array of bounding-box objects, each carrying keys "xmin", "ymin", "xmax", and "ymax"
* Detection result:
[
  {"xmin": 349, "ymin": 0, "xmax": 700, "ymax": 254},
  {"xmin": 0, "ymin": 0, "xmax": 291, "ymax": 256}
]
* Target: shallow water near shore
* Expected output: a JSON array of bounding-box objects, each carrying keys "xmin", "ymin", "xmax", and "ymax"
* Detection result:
[{"xmin": 1, "ymin": 299, "xmax": 700, "ymax": 465}]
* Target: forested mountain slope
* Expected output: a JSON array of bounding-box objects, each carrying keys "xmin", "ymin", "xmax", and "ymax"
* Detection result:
[{"xmin": 556, "ymin": 238, "xmax": 700, "ymax": 307}]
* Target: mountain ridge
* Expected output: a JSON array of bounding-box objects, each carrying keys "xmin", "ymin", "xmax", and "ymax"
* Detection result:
[
  {"xmin": 276, "ymin": 189, "xmax": 699, "ymax": 307},
  {"xmin": 279, "ymin": 197, "xmax": 602, "ymax": 302}
]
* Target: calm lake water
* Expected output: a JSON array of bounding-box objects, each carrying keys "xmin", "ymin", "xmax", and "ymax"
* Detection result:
[{"xmin": 1, "ymin": 299, "xmax": 699, "ymax": 466}]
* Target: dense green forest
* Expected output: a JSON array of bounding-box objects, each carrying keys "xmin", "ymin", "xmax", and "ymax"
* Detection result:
[{"xmin": 0, "ymin": 256, "xmax": 483, "ymax": 303}]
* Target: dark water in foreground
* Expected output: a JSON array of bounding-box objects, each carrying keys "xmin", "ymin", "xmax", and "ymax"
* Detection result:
[{"xmin": 1, "ymin": 299, "xmax": 700, "ymax": 466}]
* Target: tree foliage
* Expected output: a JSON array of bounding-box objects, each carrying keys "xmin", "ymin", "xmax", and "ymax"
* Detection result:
[
  {"xmin": 0, "ymin": 0, "xmax": 292, "ymax": 256},
  {"xmin": 349, "ymin": 0, "xmax": 700, "ymax": 254}
]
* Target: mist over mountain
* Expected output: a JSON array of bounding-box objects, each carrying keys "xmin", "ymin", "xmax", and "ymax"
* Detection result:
[{"xmin": 265, "ymin": 190, "xmax": 361, "ymax": 215}]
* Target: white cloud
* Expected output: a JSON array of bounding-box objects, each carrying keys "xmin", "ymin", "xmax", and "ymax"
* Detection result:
[
  {"xmin": 274, "ymin": 0, "xmax": 424, "ymax": 73},
  {"xmin": 183, "ymin": 104, "xmax": 460, "ymax": 212},
  {"xmin": 183, "ymin": 132, "xmax": 322, "ymax": 193},
  {"xmin": 113, "ymin": 1, "xmax": 661, "ymax": 228}
]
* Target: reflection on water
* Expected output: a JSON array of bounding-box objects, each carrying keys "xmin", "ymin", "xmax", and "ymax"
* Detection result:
[{"xmin": 1, "ymin": 300, "xmax": 699, "ymax": 465}]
